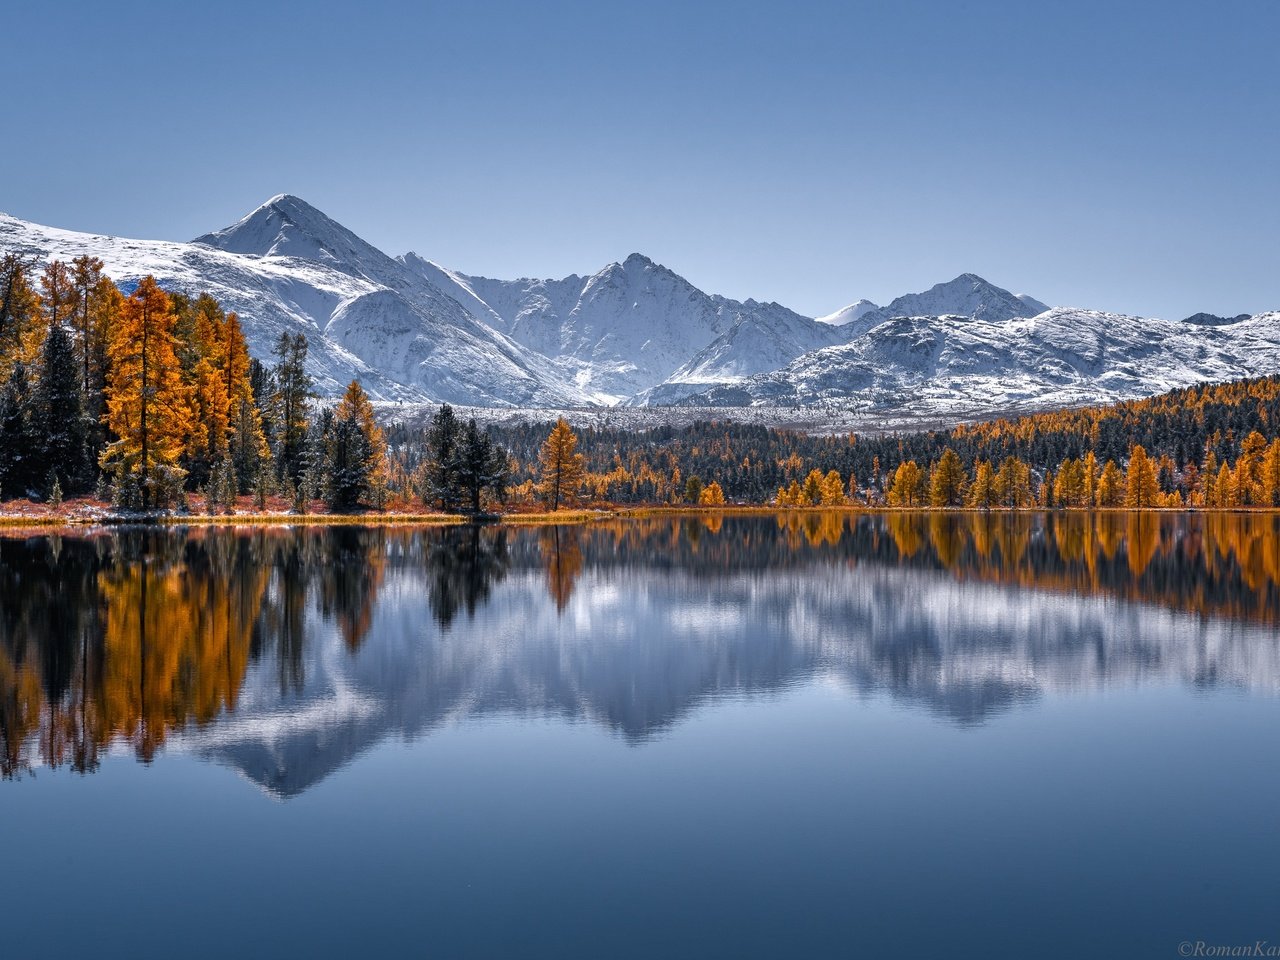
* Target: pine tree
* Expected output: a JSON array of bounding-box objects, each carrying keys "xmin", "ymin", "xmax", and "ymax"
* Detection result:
[
  {"xmin": 1200, "ymin": 447, "xmax": 1219, "ymax": 506},
  {"xmin": 1082, "ymin": 451, "xmax": 1100, "ymax": 505},
  {"xmin": 82, "ymin": 275, "xmax": 123, "ymax": 469},
  {"xmin": 270, "ymin": 332, "xmax": 312, "ymax": 485},
  {"xmin": 336, "ymin": 380, "xmax": 388, "ymax": 507},
  {"xmin": 1260, "ymin": 440, "xmax": 1280, "ymax": 508},
  {"xmin": 186, "ymin": 295, "xmax": 231, "ymax": 488},
  {"xmin": 324, "ymin": 413, "xmax": 371, "ymax": 512},
  {"xmin": 455, "ymin": 418, "xmax": 510, "ymax": 514},
  {"xmin": 208, "ymin": 454, "xmax": 238, "ymax": 514},
  {"xmin": 537, "ymin": 419, "xmax": 586, "ymax": 511},
  {"xmin": 224, "ymin": 312, "xmax": 268, "ymax": 492},
  {"xmin": 1214, "ymin": 461, "xmax": 1238, "ymax": 507},
  {"xmin": 684, "ymin": 475, "xmax": 704, "ymax": 504},
  {"xmin": 0, "ymin": 362, "xmax": 37, "ymax": 499},
  {"xmin": 424, "ymin": 404, "xmax": 462, "ymax": 510},
  {"xmin": 1053, "ymin": 457, "xmax": 1089, "ymax": 507},
  {"xmin": 254, "ymin": 466, "xmax": 272, "ymax": 511},
  {"xmin": 32, "ymin": 324, "xmax": 89, "ymax": 492},
  {"xmin": 298, "ymin": 408, "xmax": 333, "ymax": 512}
]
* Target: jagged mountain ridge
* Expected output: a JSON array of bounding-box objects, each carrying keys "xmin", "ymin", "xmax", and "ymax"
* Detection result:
[
  {"xmin": 1, "ymin": 197, "xmax": 590, "ymax": 406},
  {"xmin": 836, "ymin": 273, "xmax": 1045, "ymax": 339},
  {"xmin": 3, "ymin": 196, "xmax": 1277, "ymax": 420},
  {"xmin": 676, "ymin": 307, "xmax": 1280, "ymax": 416},
  {"xmin": 400, "ymin": 251, "xmax": 838, "ymax": 402}
]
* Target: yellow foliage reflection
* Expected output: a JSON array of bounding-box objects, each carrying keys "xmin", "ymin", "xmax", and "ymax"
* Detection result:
[{"xmin": 4, "ymin": 513, "xmax": 1280, "ymax": 779}]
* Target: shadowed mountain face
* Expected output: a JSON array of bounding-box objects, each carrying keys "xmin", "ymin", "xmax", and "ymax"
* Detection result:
[{"xmin": 3, "ymin": 513, "xmax": 1280, "ymax": 796}]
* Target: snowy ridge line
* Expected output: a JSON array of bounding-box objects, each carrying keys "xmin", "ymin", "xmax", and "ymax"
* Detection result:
[{"xmin": 3, "ymin": 195, "xmax": 1276, "ymax": 419}]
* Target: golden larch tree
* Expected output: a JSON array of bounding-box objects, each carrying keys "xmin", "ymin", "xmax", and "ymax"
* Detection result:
[
  {"xmin": 888, "ymin": 461, "xmax": 925, "ymax": 506},
  {"xmin": 101, "ymin": 276, "xmax": 195, "ymax": 508},
  {"xmin": 699, "ymin": 480, "xmax": 726, "ymax": 506},
  {"xmin": 1096, "ymin": 460, "xmax": 1124, "ymax": 507},
  {"xmin": 538, "ymin": 418, "xmax": 586, "ymax": 511},
  {"xmin": 1124, "ymin": 445, "xmax": 1161, "ymax": 508},
  {"xmin": 820, "ymin": 469, "xmax": 846, "ymax": 506},
  {"xmin": 928, "ymin": 448, "xmax": 967, "ymax": 507}
]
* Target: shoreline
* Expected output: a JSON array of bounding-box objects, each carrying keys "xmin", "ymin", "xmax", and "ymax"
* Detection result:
[{"xmin": 0, "ymin": 504, "xmax": 1275, "ymax": 531}]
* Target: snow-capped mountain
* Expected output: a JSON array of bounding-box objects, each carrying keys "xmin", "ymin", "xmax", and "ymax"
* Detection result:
[
  {"xmin": 401, "ymin": 252, "xmax": 811, "ymax": 402},
  {"xmin": 4, "ymin": 196, "xmax": 1278, "ymax": 422},
  {"xmin": 1017, "ymin": 293, "xmax": 1051, "ymax": 315},
  {"xmin": 676, "ymin": 308, "xmax": 1280, "ymax": 417},
  {"xmin": 816, "ymin": 300, "xmax": 880, "ymax": 327},
  {"xmin": 842, "ymin": 273, "xmax": 1045, "ymax": 338},
  {"xmin": 1, "ymin": 197, "xmax": 589, "ymax": 406},
  {"xmin": 636, "ymin": 303, "xmax": 845, "ymax": 405}
]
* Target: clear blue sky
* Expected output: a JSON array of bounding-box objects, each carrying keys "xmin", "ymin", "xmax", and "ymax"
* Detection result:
[{"xmin": 4, "ymin": 0, "xmax": 1277, "ymax": 319}]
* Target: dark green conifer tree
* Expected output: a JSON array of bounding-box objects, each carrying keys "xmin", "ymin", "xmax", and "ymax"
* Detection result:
[
  {"xmin": 455, "ymin": 418, "xmax": 509, "ymax": 514},
  {"xmin": 33, "ymin": 324, "xmax": 90, "ymax": 493},
  {"xmin": 424, "ymin": 403, "xmax": 462, "ymax": 510}
]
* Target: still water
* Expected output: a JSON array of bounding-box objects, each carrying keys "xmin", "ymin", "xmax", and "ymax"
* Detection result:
[{"xmin": 3, "ymin": 513, "xmax": 1280, "ymax": 959}]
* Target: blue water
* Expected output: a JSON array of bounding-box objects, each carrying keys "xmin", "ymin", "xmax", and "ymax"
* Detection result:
[{"xmin": 3, "ymin": 514, "xmax": 1279, "ymax": 959}]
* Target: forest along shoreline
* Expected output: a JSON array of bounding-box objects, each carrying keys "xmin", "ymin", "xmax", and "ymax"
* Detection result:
[{"xmin": 3, "ymin": 259, "xmax": 1280, "ymax": 523}]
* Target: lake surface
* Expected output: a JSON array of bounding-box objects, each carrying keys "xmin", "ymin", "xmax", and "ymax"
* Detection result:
[{"xmin": 4, "ymin": 512, "xmax": 1280, "ymax": 959}]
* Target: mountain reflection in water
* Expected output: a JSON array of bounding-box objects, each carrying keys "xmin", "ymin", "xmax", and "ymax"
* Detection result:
[{"xmin": 2, "ymin": 512, "xmax": 1279, "ymax": 795}]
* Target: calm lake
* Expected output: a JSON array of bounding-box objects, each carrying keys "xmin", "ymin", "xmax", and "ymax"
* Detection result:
[{"xmin": 4, "ymin": 513, "xmax": 1280, "ymax": 959}]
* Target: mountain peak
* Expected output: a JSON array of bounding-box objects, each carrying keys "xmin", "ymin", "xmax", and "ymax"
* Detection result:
[
  {"xmin": 193, "ymin": 194, "xmax": 360, "ymax": 264},
  {"xmin": 817, "ymin": 299, "xmax": 880, "ymax": 326},
  {"xmin": 876, "ymin": 273, "xmax": 1041, "ymax": 323}
]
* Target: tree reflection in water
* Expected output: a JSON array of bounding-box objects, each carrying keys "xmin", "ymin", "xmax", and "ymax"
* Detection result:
[{"xmin": 2, "ymin": 512, "xmax": 1280, "ymax": 782}]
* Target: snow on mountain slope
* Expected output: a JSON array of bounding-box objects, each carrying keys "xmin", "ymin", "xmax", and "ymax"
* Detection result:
[
  {"xmin": 636, "ymin": 301, "xmax": 844, "ymax": 405},
  {"xmin": 193, "ymin": 196, "xmax": 590, "ymax": 407},
  {"xmin": 845, "ymin": 273, "xmax": 1043, "ymax": 338},
  {"xmin": 10, "ymin": 198, "xmax": 1277, "ymax": 422},
  {"xmin": 402, "ymin": 252, "xmax": 756, "ymax": 401},
  {"xmin": 673, "ymin": 308, "xmax": 1280, "ymax": 418},
  {"xmin": 816, "ymin": 300, "xmax": 879, "ymax": 326},
  {"xmin": 0, "ymin": 208, "xmax": 392, "ymax": 395},
  {"xmin": 1017, "ymin": 293, "xmax": 1051, "ymax": 314},
  {"xmin": 0, "ymin": 199, "xmax": 588, "ymax": 406}
]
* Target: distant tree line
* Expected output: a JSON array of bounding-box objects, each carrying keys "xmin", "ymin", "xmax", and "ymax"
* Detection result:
[{"xmin": 388, "ymin": 375, "xmax": 1280, "ymax": 509}]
